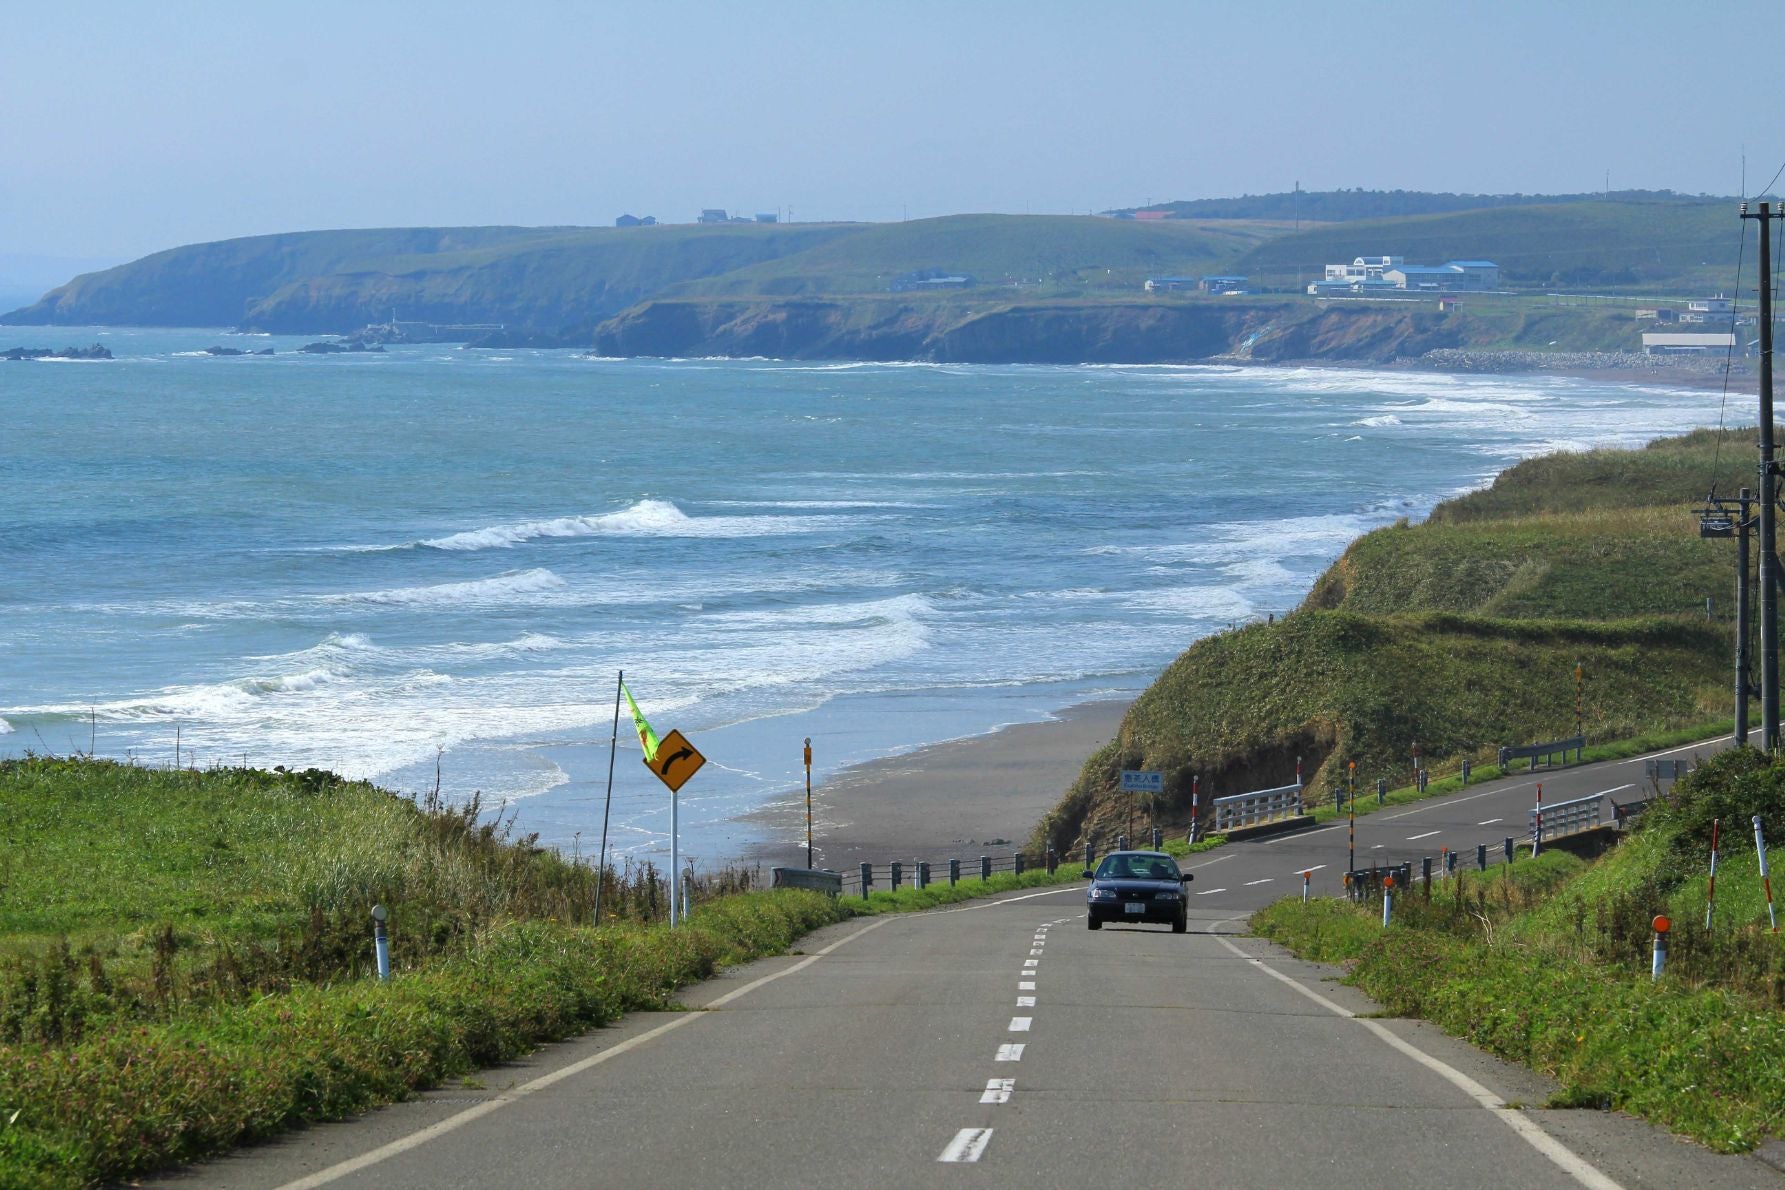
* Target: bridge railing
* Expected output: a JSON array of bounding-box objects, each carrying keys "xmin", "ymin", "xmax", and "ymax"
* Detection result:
[
  {"xmin": 1213, "ymin": 783, "xmax": 1304, "ymax": 831},
  {"xmin": 1532, "ymin": 792, "xmax": 1604, "ymax": 844}
]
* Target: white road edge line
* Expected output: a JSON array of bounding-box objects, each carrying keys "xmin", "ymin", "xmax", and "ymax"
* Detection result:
[
  {"xmin": 1213, "ymin": 930, "xmax": 1622, "ymax": 1190},
  {"xmin": 273, "ymin": 916, "xmax": 896, "ymax": 1190},
  {"xmin": 1194, "ymin": 888, "xmax": 1226, "ymax": 895},
  {"xmin": 939, "ymin": 1127, "xmax": 994, "ymax": 1163}
]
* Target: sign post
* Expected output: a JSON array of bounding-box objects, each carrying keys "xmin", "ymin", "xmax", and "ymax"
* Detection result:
[
  {"xmin": 643, "ymin": 727, "xmax": 707, "ymax": 927},
  {"xmin": 804, "ymin": 737, "xmax": 813, "ymax": 869},
  {"xmin": 1120, "ymin": 771, "xmax": 1163, "ymax": 847}
]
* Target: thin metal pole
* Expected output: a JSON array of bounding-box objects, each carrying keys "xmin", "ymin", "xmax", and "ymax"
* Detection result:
[
  {"xmin": 594, "ymin": 670, "xmax": 622, "ymax": 926},
  {"xmin": 1738, "ymin": 489, "xmax": 1753, "ymax": 745},
  {"xmin": 670, "ymin": 785, "xmax": 679, "ymax": 928},
  {"xmin": 1751, "ymin": 202, "xmax": 1781, "ymax": 750},
  {"xmin": 804, "ymin": 737, "xmax": 813, "ymax": 869}
]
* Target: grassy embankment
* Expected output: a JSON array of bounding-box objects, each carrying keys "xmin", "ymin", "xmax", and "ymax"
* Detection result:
[
  {"xmin": 1036, "ymin": 428, "xmax": 1750, "ymax": 857},
  {"xmin": 1253, "ymin": 748, "xmax": 1785, "ymax": 1152},
  {"xmin": 0, "ymin": 757, "xmax": 1073, "ymax": 1188}
]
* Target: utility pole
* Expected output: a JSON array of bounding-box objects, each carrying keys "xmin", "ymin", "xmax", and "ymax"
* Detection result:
[
  {"xmin": 1740, "ymin": 201, "xmax": 1782, "ymax": 751},
  {"xmin": 1739, "ymin": 487, "xmax": 1754, "ymax": 745}
]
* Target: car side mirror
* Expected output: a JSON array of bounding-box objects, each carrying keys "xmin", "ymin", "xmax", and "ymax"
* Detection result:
[
  {"xmin": 1180, "ymin": 873, "xmax": 1193, "ymax": 883},
  {"xmin": 1081, "ymin": 869, "xmax": 1095, "ymax": 879}
]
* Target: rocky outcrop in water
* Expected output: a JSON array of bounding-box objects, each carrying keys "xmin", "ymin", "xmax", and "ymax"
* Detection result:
[{"xmin": 3, "ymin": 343, "xmax": 112, "ymax": 360}]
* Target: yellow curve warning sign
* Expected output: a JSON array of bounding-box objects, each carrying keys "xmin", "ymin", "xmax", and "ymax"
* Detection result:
[{"xmin": 647, "ymin": 728, "xmax": 706, "ymax": 793}]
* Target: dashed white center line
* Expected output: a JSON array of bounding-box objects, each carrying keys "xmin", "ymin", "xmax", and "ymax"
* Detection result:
[
  {"xmin": 1030, "ymin": 948, "xmax": 1044, "ymax": 955},
  {"xmin": 1195, "ymin": 888, "xmax": 1226, "ymax": 895},
  {"xmin": 1018, "ymin": 981, "xmax": 1035, "ymax": 990},
  {"xmin": 939, "ymin": 1128, "xmax": 993, "ymax": 1163},
  {"xmin": 1295, "ymin": 864, "xmax": 1328, "ymax": 875},
  {"xmin": 1016, "ymin": 995, "xmax": 1036, "ymax": 1007},
  {"xmin": 1407, "ymin": 830, "xmax": 1442, "ymax": 841},
  {"xmin": 1244, "ymin": 878, "xmax": 1273, "ymax": 886},
  {"xmin": 1477, "ymin": 817, "xmax": 1503, "ymax": 826},
  {"xmin": 979, "ymin": 1078, "xmax": 1014, "ymax": 1105},
  {"xmin": 996, "ymin": 1043, "xmax": 1025, "ymax": 1062},
  {"xmin": 1008, "ymin": 1016, "xmax": 1032, "ymax": 1032},
  {"xmin": 1371, "ymin": 844, "xmax": 1385, "ymax": 850},
  {"xmin": 1024, "ymin": 959, "xmax": 1038, "ymax": 967}
]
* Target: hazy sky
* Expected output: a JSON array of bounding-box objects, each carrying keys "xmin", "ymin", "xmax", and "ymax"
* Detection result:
[{"xmin": 1, "ymin": 0, "xmax": 1774, "ymax": 270}]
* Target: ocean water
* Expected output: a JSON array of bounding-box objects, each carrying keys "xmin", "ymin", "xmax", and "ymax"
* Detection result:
[{"xmin": 0, "ymin": 326, "xmax": 1731, "ymax": 864}]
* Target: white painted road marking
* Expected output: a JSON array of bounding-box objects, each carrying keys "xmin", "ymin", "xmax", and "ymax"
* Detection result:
[
  {"xmin": 1017, "ymin": 995, "xmax": 1036, "ymax": 1007},
  {"xmin": 1008, "ymin": 1016, "xmax": 1032, "ymax": 1032},
  {"xmin": 1024, "ymin": 958, "xmax": 1038, "ymax": 967},
  {"xmin": 1294, "ymin": 864, "xmax": 1328, "ymax": 875},
  {"xmin": 1194, "ymin": 888, "xmax": 1226, "ymax": 895},
  {"xmin": 996, "ymin": 1043, "xmax": 1024, "ymax": 1062},
  {"xmin": 1019, "ymin": 980, "xmax": 1035, "ymax": 990},
  {"xmin": 939, "ymin": 1128, "xmax": 994, "ymax": 1163},
  {"xmin": 980, "ymin": 1078, "xmax": 1014, "ymax": 1105},
  {"xmin": 1213, "ymin": 929, "xmax": 1622, "ymax": 1189},
  {"xmin": 1387, "ymin": 783, "xmax": 1524, "ymax": 819},
  {"xmin": 1477, "ymin": 818, "xmax": 1503, "ymax": 826},
  {"xmin": 1030, "ymin": 948, "xmax": 1044, "ymax": 955},
  {"xmin": 1262, "ymin": 824, "xmax": 1341, "ymax": 843},
  {"xmin": 1407, "ymin": 830, "xmax": 1442, "ymax": 841},
  {"xmin": 1595, "ymin": 783, "xmax": 1635, "ymax": 797},
  {"xmin": 1244, "ymin": 878, "xmax": 1274, "ymax": 886}
]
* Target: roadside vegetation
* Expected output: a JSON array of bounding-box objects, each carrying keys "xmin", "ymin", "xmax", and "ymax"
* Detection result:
[
  {"xmin": 0, "ymin": 756, "xmax": 1071, "ymax": 1189},
  {"xmin": 1253, "ymin": 747, "xmax": 1785, "ymax": 1152},
  {"xmin": 1037, "ymin": 428, "xmax": 1752, "ymax": 858}
]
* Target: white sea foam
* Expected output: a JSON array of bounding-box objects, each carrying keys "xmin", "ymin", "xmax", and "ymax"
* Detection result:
[
  {"xmin": 327, "ymin": 568, "xmax": 570, "ymax": 608},
  {"xmin": 0, "ymin": 717, "xmax": 12, "ymax": 735},
  {"xmin": 1123, "ymin": 586, "xmax": 1255, "ymax": 620},
  {"xmin": 411, "ymin": 499, "xmax": 841, "ymax": 551}
]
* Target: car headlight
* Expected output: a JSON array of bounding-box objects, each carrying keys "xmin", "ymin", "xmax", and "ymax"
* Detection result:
[
  {"xmin": 1156, "ymin": 891, "xmax": 1182, "ymax": 901},
  {"xmin": 1089, "ymin": 888, "xmax": 1117, "ymax": 900}
]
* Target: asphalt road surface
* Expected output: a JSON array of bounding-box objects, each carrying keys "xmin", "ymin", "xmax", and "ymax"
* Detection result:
[{"xmin": 151, "ymin": 735, "xmax": 1782, "ymax": 1189}]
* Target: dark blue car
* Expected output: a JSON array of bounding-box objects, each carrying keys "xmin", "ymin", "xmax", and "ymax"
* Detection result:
[{"xmin": 1083, "ymin": 850, "xmax": 1192, "ymax": 932}]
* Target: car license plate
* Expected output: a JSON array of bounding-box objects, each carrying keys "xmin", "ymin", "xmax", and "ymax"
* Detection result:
[{"xmin": 1124, "ymin": 902, "xmax": 1145, "ymax": 914}]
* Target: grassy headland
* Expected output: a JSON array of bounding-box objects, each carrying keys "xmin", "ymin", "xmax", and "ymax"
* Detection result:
[
  {"xmin": 0, "ymin": 756, "xmax": 1072, "ymax": 1188},
  {"xmin": 1036, "ymin": 428, "xmax": 1750, "ymax": 855},
  {"xmin": 1252, "ymin": 748, "xmax": 1785, "ymax": 1152}
]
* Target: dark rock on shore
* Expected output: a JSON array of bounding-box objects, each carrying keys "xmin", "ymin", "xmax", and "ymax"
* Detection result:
[
  {"xmin": 3, "ymin": 343, "xmax": 113, "ymax": 360},
  {"xmin": 297, "ymin": 340, "xmax": 385, "ymax": 354}
]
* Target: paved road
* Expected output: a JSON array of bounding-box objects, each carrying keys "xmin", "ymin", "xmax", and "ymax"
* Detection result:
[{"xmin": 152, "ymin": 735, "xmax": 1779, "ymax": 1189}]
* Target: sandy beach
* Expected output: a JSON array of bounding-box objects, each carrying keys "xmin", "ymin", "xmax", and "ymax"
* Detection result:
[{"xmin": 744, "ymin": 698, "xmax": 1128, "ymax": 871}]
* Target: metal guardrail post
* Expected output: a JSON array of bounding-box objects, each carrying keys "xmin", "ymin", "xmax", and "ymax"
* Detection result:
[
  {"xmin": 1083, "ymin": 842, "xmax": 1093, "ymax": 870},
  {"xmin": 981, "ymin": 855, "xmax": 992, "ymax": 881},
  {"xmin": 1014, "ymin": 854, "xmax": 1025, "ymax": 876},
  {"xmin": 890, "ymin": 861, "xmax": 902, "ymax": 891},
  {"xmin": 1504, "ymin": 836, "xmax": 1514, "ymax": 864},
  {"xmin": 1117, "ymin": 834, "xmax": 1128, "ymax": 851},
  {"xmin": 1477, "ymin": 842, "xmax": 1487, "ymax": 871},
  {"xmin": 1422, "ymin": 856, "xmax": 1432, "ymax": 899},
  {"xmin": 1046, "ymin": 846, "xmax": 1057, "ymax": 874},
  {"xmin": 860, "ymin": 862, "xmax": 872, "ymax": 898},
  {"xmin": 1461, "ymin": 759, "xmax": 1471, "ymax": 785},
  {"xmin": 949, "ymin": 858, "xmax": 960, "ymax": 885},
  {"xmin": 1150, "ymin": 827, "xmax": 1161, "ymax": 850},
  {"xmin": 916, "ymin": 861, "xmax": 930, "ymax": 889},
  {"xmin": 1377, "ymin": 778, "xmax": 1386, "ymax": 805}
]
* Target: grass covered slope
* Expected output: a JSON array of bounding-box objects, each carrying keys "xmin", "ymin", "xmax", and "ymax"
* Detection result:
[
  {"xmin": 1038, "ymin": 429, "xmax": 1747, "ymax": 853},
  {"xmin": 0, "ymin": 757, "xmax": 1072, "ymax": 1188},
  {"xmin": 1253, "ymin": 748, "xmax": 1785, "ymax": 1152}
]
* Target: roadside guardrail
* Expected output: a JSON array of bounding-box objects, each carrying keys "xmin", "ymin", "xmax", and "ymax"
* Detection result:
[
  {"xmin": 1213, "ymin": 782, "xmax": 1304, "ymax": 831},
  {"xmin": 1532, "ymin": 791, "xmax": 1605, "ymax": 844},
  {"xmin": 771, "ymin": 867, "xmax": 844, "ymax": 896},
  {"xmin": 1498, "ymin": 735, "xmax": 1585, "ymax": 771}
]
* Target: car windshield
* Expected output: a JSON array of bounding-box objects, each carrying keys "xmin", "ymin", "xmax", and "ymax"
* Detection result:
[{"xmin": 1095, "ymin": 854, "xmax": 1181, "ymax": 881}]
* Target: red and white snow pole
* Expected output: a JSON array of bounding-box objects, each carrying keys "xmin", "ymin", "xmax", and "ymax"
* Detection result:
[
  {"xmin": 1189, "ymin": 774, "xmax": 1200, "ymax": 844},
  {"xmin": 1756, "ymin": 815, "xmax": 1777, "ymax": 934},
  {"xmin": 1704, "ymin": 817, "xmax": 1721, "ymax": 931}
]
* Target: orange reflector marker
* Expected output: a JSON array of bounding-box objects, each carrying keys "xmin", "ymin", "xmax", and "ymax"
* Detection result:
[
  {"xmin": 1383, "ymin": 876, "xmax": 1395, "ymax": 889},
  {"xmin": 1653, "ymin": 915, "xmax": 1671, "ymax": 934}
]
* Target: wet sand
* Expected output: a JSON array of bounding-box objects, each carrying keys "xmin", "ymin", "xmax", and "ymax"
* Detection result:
[{"xmin": 743, "ymin": 698, "xmax": 1128, "ymax": 871}]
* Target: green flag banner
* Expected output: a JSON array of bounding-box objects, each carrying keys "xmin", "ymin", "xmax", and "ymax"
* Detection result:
[{"xmin": 621, "ymin": 682, "xmax": 661, "ymax": 763}]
